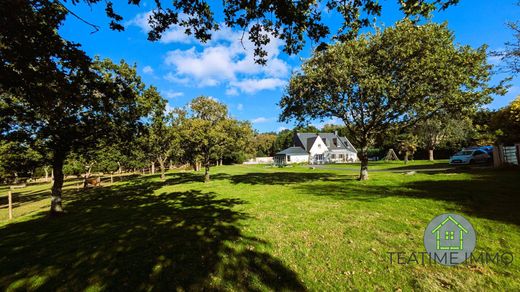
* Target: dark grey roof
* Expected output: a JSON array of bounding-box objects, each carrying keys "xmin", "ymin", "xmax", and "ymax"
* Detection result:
[
  {"xmin": 306, "ymin": 136, "xmax": 317, "ymax": 151},
  {"xmin": 295, "ymin": 132, "xmax": 357, "ymax": 153},
  {"xmin": 275, "ymin": 147, "xmax": 308, "ymax": 156}
]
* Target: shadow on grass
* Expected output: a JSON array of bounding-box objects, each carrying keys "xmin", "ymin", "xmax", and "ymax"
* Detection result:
[
  {"xmin": 296, "ymin": 170, "xmax": 520, "ymax": 226},
  {"xmin": 0, "ymin": 177, "xmax": 305, "ymax": 291},
  {"xmin": 213, "ymin": 172, "xmax": 341, "ymax": 185}
]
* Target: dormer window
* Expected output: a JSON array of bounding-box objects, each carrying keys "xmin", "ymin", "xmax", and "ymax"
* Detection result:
[{"xmin": 333, "ymin": 138, "xmax": 338, "ymax": 147}]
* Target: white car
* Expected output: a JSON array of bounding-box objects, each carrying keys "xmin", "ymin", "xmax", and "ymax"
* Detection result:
[{"xmin": 449, "ymin": 149, "xmax": 490, "ymax": 165}]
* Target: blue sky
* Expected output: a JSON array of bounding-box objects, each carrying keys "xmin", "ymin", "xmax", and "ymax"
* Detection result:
[{"xmin": 60, "ymin": 0, "xmax": 519, "ymax": 133}]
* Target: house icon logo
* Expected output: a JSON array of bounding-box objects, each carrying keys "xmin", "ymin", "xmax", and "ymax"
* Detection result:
[{"xmin": 424, "ymin": 214, "xmax": 476, "ymax": 266}]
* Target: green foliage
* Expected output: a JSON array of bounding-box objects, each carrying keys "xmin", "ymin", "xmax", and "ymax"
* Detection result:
[
  {"xmin": 0, "ymin": 1, "xmax": 157, "ymax": 211},
  {"xmin": 179, "ymin": 97, "xmax": 254, "ymax": 180},
  {"xmin": 492, "ymin": 95, "xmax": 520, "ymax": 144},
  {"xmin": 69, "ymin": 0, "xmax": 458, "ymax": 63},
  {"xmin": 273, "ymin": 129, "xmax": 294, "ymax": 153},
  {"xmin": 280, "ymin": 20, "xmax": 503, "ymax": 178},
  {"xmin": 413, "ymin": 115, "xmax": 473, "ymax": 151},
  {"xmin": 253, "ymin": 134, "xmax": 277, "ymax": 157},
  {"xmin": 0, "ymin": 141, "xmax": 42, "ymax": 181}
]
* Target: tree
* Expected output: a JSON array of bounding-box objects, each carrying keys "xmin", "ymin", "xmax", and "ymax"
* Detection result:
[
  {"xmin": 0, "ymin": 1, "xmax": 153, "ymax": 213},
  {"xmin": 0, "ymin": 140, "xmax": 42, "ymax": 183},
  {"xmin": 254, "ymin": 133, "xmax": 277, "ymax": 157},
  {"xmin": 397, "ymin": 134, "xmax": 418, "ymax": 164},
  {"xmin": 144, "ymin": 88, "xmax": 179, "ymax": 180},
  {"xmin": 492, "ymin": 96, "xmax": 520, "ymax": 144},
  {"xmin": 63, "ymin": 0, "xmax": 458, "ymax": 64},
  {"xmin": 280, "ymin": 20, "xmax": 503, "ymax": 180},
  {"xmin": 273, "ymin": 129, "xmax": 294, "ymax": 153},
  {"xmin": 413, "ymin": 115, "xmax": 473, "ymax": 161},
  {"xmin": 179, "ymin": 97, "xmax": 252, "ymax": 182},
  {"xmin": 493, "ymin": 2, "xmax": 519, "ymax": 74},
  {"xmin": 470, "ymin": 109, "xmax": 499, "ymax": 145}
]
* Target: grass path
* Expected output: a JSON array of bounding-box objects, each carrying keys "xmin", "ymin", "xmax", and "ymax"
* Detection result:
[{"xmin": 0, "ymin": 164, "xmax": 519, "ymax": 290}]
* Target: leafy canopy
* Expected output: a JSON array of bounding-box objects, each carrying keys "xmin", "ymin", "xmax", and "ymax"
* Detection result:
[{"xmin": 67, "ymin": 0, "xmax": 459, "ymax": 63}]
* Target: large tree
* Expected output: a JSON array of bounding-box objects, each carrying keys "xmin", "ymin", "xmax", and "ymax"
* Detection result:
[
  {"xmin": 0, "ymin": 1, "xmax": 153, "ymax": 213},
  {"xmin": 179, "ymin": 97, "xmax": 253, "ymax": 182},
  {"xmin": 144, "ymin": 87, "xmax": 181, "ymax": 180},
  {"xmin": 280, "ymin": 20, "xmax": 503, "ymax": 180}
]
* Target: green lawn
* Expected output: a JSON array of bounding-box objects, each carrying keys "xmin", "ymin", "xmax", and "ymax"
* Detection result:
[{"xmin": 0, "ymin": 164, "xmax": 519, "ymax": 291}]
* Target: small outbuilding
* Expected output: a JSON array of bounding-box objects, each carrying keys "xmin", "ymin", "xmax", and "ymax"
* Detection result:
[{"xmin": 274, "ymin": 147, "xmax": 309, "ymax": 165}]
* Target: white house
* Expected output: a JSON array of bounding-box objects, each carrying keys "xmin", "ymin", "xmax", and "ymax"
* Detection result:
[{"xmin": 274, "ymin": 132, "xmax": 358, "ymax": 165}]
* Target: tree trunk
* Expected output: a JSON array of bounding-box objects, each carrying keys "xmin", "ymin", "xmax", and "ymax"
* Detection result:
[
  {"xmin": 428, "ymin": 148, "xmax": 434, "ymax": 161},
  {"xmin": 404, "ymin": 152, "xmax": 409, "ymax": 165},
  {"xmin": 158, "ymin": 158, "xmax": 166, "ymax": 180},
  {"xmin": 204, "ymin": 163, "xmax": 210, "ymax": 182},
  {"xmin": 50, "ymin": 152, "xmax": 65, "ymax": 214},
  {"xmin": 169, "ymin": 160, "xmax": 173, "ymax": 170},
  {"xmin": 151, "ymin": 161, "xmax": 155, "ymax": 174},
  {"xmin": 44, "ymin": 166, "xmax": 49, "ymax": 182},
  {"xmin": 117, "ymin": 161, "xmax": 122, "ymax": 174},
  {"xmin": 358, "ymin": 147, "xmax": 369, "ymax": 181}
]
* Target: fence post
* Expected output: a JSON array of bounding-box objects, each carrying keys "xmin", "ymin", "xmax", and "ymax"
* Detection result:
[{"xmin": 8, "ymin": 191, "xmax": 13, "ymax": 220}]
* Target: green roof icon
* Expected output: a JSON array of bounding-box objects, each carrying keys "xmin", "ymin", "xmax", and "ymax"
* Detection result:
[{"xmin": 431, "ymin": 215, "xmax": 468, "ymax": 250}]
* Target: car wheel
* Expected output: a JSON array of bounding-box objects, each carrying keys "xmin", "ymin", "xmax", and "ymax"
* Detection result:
[{"xmin": 469, "ymin": 159, "xmax": 474, "ymax": 165}]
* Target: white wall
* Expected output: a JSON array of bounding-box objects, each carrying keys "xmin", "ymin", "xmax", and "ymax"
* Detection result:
[
  {"xmin": 288, "ymin": 154, "xmax": 309, "ymax": 163},
  {"xmin": 308, "ymin": 136, "xmax": 328, "ymax": 157}
]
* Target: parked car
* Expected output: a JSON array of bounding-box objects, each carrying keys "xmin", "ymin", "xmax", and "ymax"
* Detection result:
[{"xmin": 449, "ymin": 149, "xmax": 491, "ymax": 165}]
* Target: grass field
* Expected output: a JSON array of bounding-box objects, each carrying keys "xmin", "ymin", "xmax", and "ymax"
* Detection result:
[{"xmin": 0, "ymin": 162, "xmax": 519, "ymax": 291}]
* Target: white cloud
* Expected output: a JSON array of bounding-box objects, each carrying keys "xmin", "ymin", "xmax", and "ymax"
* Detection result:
[
  {"xmin": 159, "ymin": 27, "xmax": 193, "ymax": 44},
  {"xmin": 165, "ymin": 47, "xmax": 235, "ymax": 85},
  {"xmin": 128, "ymin": 11, "xmax": 291, "ymax": 93},
  {"xmin": 165, "ymin": 102, "xmax": 175, "ymax": 114},
  {"xmin": 226, "ymin": 87, "xmax": 239, "ymax": 96},
  {"xmin": 277, "ymin": 126, "xmax": 288, "ymax": 132},
  {"xmin": 126, "ymin": 11, "xmax": 193, "ymax": 44},
  {"xmin": 487, "ymin": 55, "xmax": 503, "ymax": 65},
  {"xmin": 236, "ymin": 103, "xmax": 244, "ymax": 111},
  {"xmin": 163, "ymin": 90, "xmax": 184, "ymax": 99},
  {"xmin": 142, "ymin": 65, "xmax": 154, "ymax": 74},
  {"xmin": 230, "ymin": 78, "xmax": 286, "ymax": 94},
  {"xmin": 164, "ymin": 72, "xmax": 190, "ymax": 85},
  {"xmin": 161, "ymin": 24, "xmax": 290, "ymax": 93},
  {"xmin": 251, "ymin": 117, "xmax": 271, "ymax": 123}
]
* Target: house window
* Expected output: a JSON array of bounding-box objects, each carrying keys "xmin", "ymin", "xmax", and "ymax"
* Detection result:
[
  {"xmin": 445, "ymin": 231, "xmax": 454, "ymax": 240},
  {"xmin": 338, "ymin": 154, "xmax": 343, "ymax": 159},
  {"xmin": 287, "ymin": 155, "xmax": 291, "ymax": 162},
  {"xmin": 331, "ymin": 154, "xmax": 336, "ymax": 159},
  {"xmin": 333, "ymin": 138, "xmax": 338, "ymax": 147}
]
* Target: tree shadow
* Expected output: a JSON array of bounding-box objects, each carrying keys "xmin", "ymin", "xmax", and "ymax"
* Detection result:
[
  {"xmin": 295, "ymin": 170, "xmax": 520, "ymax": 226},
  {"xmin": 401, "ymin": 171, "xmax": 520, "ymax": 226},
  {"xmin": 213, "ymin": 172, "xmax": 341, "ymax": 185},
  {"xmin": 0, "ymin": 178, "xmax": 305, "ymax": 291}
]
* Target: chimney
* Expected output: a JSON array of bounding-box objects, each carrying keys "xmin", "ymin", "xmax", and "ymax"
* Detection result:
[{"xmin": 334, "ymin": 130, "xmax": 338, "ymax": 136}]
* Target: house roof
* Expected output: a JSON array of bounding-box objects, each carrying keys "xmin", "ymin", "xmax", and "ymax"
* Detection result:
[
  {"xmin": 296, "ymin": 133, "xmax": 357, "ymax": 153},
  {"xmin": 275, "ymin": 147, "xmax": 308, "ymax": 156}
]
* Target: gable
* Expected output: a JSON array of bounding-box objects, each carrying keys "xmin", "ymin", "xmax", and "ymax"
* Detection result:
[{"xmin": 308, "ymin": 135, "xmax": 328, "ymax": 155}]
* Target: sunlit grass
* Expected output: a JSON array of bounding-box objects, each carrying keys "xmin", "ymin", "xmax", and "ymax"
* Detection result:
[{"xmin": 0, "ymin": 163, "xmax": 519, "ymax": 290}]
